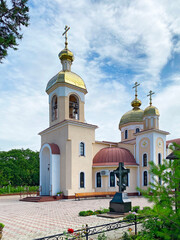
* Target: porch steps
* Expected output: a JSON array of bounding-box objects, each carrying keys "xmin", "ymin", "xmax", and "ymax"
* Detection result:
[{"xmin": 20, "ymin": 196, "xmax": 62, "ymax": 202}]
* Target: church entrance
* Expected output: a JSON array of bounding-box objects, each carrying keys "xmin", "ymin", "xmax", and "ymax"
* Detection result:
[
  {"xmin": 41, "ymin": 147, "xmax": 50, "ymax": 195},
  {"xmin": 40, "ymin": 143, "xmax": 61, "ymax": 196}
]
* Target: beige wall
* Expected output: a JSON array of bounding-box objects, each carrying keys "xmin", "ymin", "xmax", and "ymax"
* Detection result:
[
  {"xmin": 155, "ymin": 137, "xmax": 164, "ymax": 164},
  {"xmin": 40, "ymin": 121, "xmax": 96, "ymax": 196},
  {"xmin": 117, "ymin": 143, "xmax": 135, "ymax": 156},
  {"xmin": 138, "ymin": 137, "xmax": 151, "ymax": 190},
  {"xmin": 93, "ymin": 142, "xmax": 117, "ymax": 158},
  {"xmin": 92, "ymin": 166, "xmax": 138, "ymax": 193}
]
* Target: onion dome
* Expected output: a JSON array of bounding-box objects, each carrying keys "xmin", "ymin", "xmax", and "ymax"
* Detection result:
[
  {"xmin": 58, "ymin": 48, "xmax": 74, "ymax": 62},
  {"xmin": 119, "ymin": 83, "xmax": 144, "ymax": 128},
  {"xmin": 46, "ymin": 26, "xmax": 87, "ymax": 93},
  {"xmin": 46, "ymin": 71, "xmax": 87, "ymax": 92},
  {"xmin": 144, "ymin": 106, "xmax": 160, "ymax": 117},
  {"xmin": 144, "ymin": 90, "xmax": 160, "ymax": 117},
  {"xmin": 93, "ymin": 147, "xmax": 137, "ymax": 166}
]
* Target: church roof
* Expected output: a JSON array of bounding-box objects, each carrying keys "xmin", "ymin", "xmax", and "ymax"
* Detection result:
[
  {"xmin": 46, "ymin": 71, "xmax": 87, "ymax": 92},
  {"xmin": 93, "ymin": 147, "xmax": 137, "ymax": 166},
  {"xmin": 144, "ymin": 105, "xmax": 160, "ymax": 117},
  {"xmin": 119, "ymin": 108, "xmax": 144, "ymax": 128},
  {"xmin": 166, "ymin": 138, "xmax": 180, "ymax": 148},
  {"xmin": 49, "ymin": 143, "xmax": 60, "ymax": 154}
]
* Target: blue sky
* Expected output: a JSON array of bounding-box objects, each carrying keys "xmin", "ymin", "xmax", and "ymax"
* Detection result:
[{"xmin": 0, "ymin": 0, "xmax": 180, "ymax": 151}]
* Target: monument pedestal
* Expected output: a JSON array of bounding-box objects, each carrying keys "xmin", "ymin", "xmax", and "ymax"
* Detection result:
[{"xmin": 110, "ymin": 192, "xmax": 131, "ymax": 213}]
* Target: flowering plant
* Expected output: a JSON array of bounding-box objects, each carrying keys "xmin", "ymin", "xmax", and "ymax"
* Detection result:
[{"xmin": 68, "ymin": 228, "xmax": 74, "ymax": 234}]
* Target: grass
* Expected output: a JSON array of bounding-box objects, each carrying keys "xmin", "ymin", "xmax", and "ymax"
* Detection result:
[
  {"xmin": 0, "ymin": 185, "xmax": 39, "ymax": 195},
  {"xmin": 79, "ymin": 208, "xmax": 109, "ymax": 216}
]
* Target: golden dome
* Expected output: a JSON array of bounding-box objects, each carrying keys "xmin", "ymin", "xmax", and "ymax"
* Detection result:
[
  {"xmin": 144, "ymin": 106, "xmax": 160, "ymax": 117},
  {"xmin": 131, "ymin": 98, "xmax": 142, "ymax": 109},
  {"xmin": 58, "ymin": 48, "xmax": 74, "ymax": 62},
  {"xmin": 46, "ymin": 71, "xmax": 87, "ymax": 92},
  {"xmin": 119, "ymin": 108, "xmax": 144, "ymax": 128}
]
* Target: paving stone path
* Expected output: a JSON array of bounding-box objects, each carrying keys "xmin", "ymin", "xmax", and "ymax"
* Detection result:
[{"xmin": 0, "ymin": 195, "xmax": 153, "ymax": 240}]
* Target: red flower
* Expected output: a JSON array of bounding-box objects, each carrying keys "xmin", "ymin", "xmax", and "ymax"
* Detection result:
[{"xmin": 68, "ymin": 228, "xmax": 74, "ymax": 234}]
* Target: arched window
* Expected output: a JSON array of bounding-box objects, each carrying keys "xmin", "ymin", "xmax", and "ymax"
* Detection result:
[
  {"xmin": 96, "ymin": 172, "xmax": 101, "ymax": 188},
  {"xmin": 123, "ymin": 173, "xmax": 129, "ymax": 187},
  {"xmin": 52, "ymin": 95, "xmax": 58, "ymax": 121},
  {"xmin": 69, "ymin": 94, "xmax": 79, "ymax": 120},
  {"xmin": 80, "ymin": 172, "xmax": 85, "ymax": 188},
  {"xmin": 80, "ymin": 142, "xmax": 85, "ymax": 156},
  {"xmin": 125, "ymin": 130, "xmax": 128, "ymax": 139},
  {"xmin": 143, "ymin": 171, "xmax": 148, "ymax": 186},
  {"xmin": 135, "ymin": 128, "xmax": 140, "ymax": 133},
  {"xmin": 158, "ymin": 153, "xmax": 161, "ymax": 165},
  {"xmin": 110, "ymin": 172, "xmax": 115, "ymax": 187},
  {"xmin": 143, "ymin": 153, "xmax": 147, "ymax": 167}
]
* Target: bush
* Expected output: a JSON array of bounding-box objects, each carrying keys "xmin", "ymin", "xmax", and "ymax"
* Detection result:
[
  {"xmin": 0, "ymin": 223, "xmax": 5, "ymax": 229},
  {"xmin": 0, "ymin": 185, "xmax": 39, "ymax": 195},
  {"xmin": 132, "ymin": 206, "xmax": 140, "ymax": 213},
  {"xmin": 123, "ymin": 213, "xmax": 136, "ymax": 222},
  {"xmin": 79, "ymin": 208, "xmax": 109, "ymax": 216}
]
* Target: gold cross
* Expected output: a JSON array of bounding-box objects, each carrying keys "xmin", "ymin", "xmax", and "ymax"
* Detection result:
[
  {"xmin": 62, "ymin": 25, "xmax": 70, "ymax": 49},
  {"xmin": 133, "ymin": 82, "xmax": 140, "ymax": 99},
  {"xmin": 147, "ymin": 90, "xmax": 155, "ymax": 106}
]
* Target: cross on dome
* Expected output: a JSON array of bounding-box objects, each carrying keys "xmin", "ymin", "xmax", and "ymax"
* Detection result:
[
  {"xmin": 147, "ymin": 90, "xmax": 155, "ymax": 106},
  {"xmin": 62, "ymin": 25, "xmax": 70, "ymax": 49},
  {"xmin": 133, "ymin": 82, "xmax": 140, "ymax": 100}
]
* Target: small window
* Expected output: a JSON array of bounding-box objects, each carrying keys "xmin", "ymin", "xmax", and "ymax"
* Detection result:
[
  {"xmin": 52, "ymin": 95, "xmax": 58, "ymax": 121},
  {"xmin": 110, "ymin": 172, "xmax": 115, "ymax": 187},
  {"xmin": 158, "ymin": 153, "xmax": 161, "ymax": 165},
  {"xmin": 80, "ymin": 172, "xmax": 85, "ymax": 188},
  {"xmin": 123, "ymin": 173, "xmax": 129, "ymax": 187},
  {"xmin": 96, "ymin": 172, "xmax": 101, "ymax": 188},
  {"xmin": 135, "ymin": 128, "xmax": 140, "ymax": 133},
  {"xmin": 143, "ymin": 171, "xmax": 148, "ymax": 186},
  {"xmin": 80, "ymin": 142, "xmax": 85, "ymax": 156},
  {"xmin": 69, "ymin": 94, "xmax": 79, "ymax": 120},
  {"xmin": 125, "ymin": 130, "xmax": 128, "ymax": 139},
  {"xmin": 143, "ymin": 153, "xmax": 147, "ymax": 167}
]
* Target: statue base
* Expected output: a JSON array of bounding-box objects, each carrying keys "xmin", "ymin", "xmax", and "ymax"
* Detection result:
[{"xmin": 110, "ymin": 192, "xmax": 131, "ymax": 213}]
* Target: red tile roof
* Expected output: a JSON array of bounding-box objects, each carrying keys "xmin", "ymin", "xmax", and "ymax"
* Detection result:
[
  {"xmin": 49, "ymin": 143, "xmax": 60, "ymax": 154},
  {"xmin": 93, "ymin": 147, "xmax": 137, "ymax": 166},
  {"xmin": 166, "ymin": 138, "xmax": 180, "ymax": 148}
]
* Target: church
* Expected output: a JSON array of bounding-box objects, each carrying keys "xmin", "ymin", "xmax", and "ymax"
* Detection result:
[{"xmin": 39, "ymin": 26, "xmax": 179, "ymax": 198}]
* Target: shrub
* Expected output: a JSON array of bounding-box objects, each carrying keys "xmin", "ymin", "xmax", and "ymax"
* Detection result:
[
  {"xmin": 0, "ymin": 223, "xmax": 5, "ymax": 229},
  {"xmin": 132, "ymin": 206, "xmax": 140, "ymax": 213}
]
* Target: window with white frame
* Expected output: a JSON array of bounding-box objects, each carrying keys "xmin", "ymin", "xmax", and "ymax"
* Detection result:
[
  {"xmin": 80, "ymin": 142, "xmax": 85, "ymax": 156},
  {"xmin": 96, "ymin": 172, "xmax": 101, "ymax": 188},
  {"xmin": 125, "ymin": 130, "xmax": 128, "ymax": 139},
  {"xmin": 158, "ymin": 153, "xmax": 161, "ymax": 165},
  {"xmin": 109, "ymin": 172, "xmax": 115, "ymax": 187},
  {"xmin": 143, "ymin": 153, "xmax": 148, "ymax": 167},
  {"xmin": 135, "ymin": 128, "xmax": 140, "ymax": 133},
  {"xmin": 52, "ymin": 95, "xmax": 58, "ymax": 121},
  {"xmin": 80, "ymin": 172, "xmax": 85, "ymax": 188},
  {"xmin": 143, "ymin": 171, "xmax": 148, "ymax": 186}
]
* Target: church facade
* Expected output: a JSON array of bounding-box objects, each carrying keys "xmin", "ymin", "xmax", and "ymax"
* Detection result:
[{"xmin": 39, "ymin": 28, "xmax": 179, "ymax": 198}]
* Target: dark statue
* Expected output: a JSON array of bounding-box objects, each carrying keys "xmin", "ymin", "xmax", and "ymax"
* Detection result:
[{"xmin": 109, "ymin": 162, "xmax": 131, "ymax": 213}]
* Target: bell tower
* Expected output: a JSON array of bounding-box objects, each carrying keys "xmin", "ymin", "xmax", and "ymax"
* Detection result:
[{"xmin": 46, "ymin": 26, "xmax": 87, "ymax": 127}]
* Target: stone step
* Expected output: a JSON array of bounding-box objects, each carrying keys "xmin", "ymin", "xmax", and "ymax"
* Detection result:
[{"xmin": 20, "ymin": 196, "xmax": 61, "ymax": 202}]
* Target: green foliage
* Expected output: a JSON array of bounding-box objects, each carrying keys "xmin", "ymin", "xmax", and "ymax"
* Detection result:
[
  {"xmin": 97, "ymin": 232, "xmax": 107, "ymax": 240},
  {"xmin": 0, "ymin": 185, "xmax": 38, "ymax": 194},
  {"xmin": 132, "ymin": 206, "xmax": 140, "ymax": 213},
  {"xmin": 0, "ymin": 223, "xmax": 5, "ymax": 229},
  {"xmin": 79, "ymin": 208, "xmax": 109, "ymax": 216},
  {"xmin": 136, "ymin": 143, "xmax": 180, "ymax": 240},
  {"xmin": 0, "ymin": 0, "xmax": 29, "ymax": 62},
  {"xmin": 0, "ymin": 149, "xmax": 39, "ymax": 187},
  {"xmin": 123, "ymin": 213, "xmax": 136, "ymax": 223}
]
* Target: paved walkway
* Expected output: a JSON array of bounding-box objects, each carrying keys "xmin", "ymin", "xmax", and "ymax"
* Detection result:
[{"xmin": 0, "ymin": 195, "xmax": 153, "ymax": 240}]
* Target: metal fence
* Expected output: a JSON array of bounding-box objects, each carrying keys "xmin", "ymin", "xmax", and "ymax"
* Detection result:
[{"xmin": 34, "ymin": 215, "xmax": 145, "ymax": 240}]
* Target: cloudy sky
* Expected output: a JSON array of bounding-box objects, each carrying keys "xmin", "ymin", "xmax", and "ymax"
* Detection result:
[{"xmin": 1, "ymin": 0, "xmax": 180, "ymax": 151}]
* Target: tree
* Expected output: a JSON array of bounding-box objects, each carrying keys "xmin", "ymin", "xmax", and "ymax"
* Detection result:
[
  {"xmin": 0, "ymin": 149, "xmax": 39, "ymax": 186},
  {"xmin": 0, "ymin": 0, "xmax": 29, "ymax": 62},
  {"xmin": 136, "ymin": 143, "xmax": 180, "ymax": 240}
]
